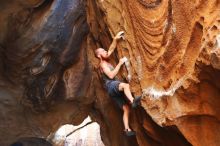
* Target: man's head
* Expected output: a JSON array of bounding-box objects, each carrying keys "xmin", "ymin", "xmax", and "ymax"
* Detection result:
[{"xmin": 95, "ymin": 48, "xmax": 108, "ymax": 59}]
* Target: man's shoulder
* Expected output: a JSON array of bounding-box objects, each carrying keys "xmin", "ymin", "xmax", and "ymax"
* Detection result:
[{"xmin": 100, "ymin": 61, "xmax": 110, "ymax": 70}]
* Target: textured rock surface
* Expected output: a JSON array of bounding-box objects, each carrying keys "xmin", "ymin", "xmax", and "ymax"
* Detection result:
[
  {"xmin": 49, "ymin": 117, "xmax": 104, "ymax": 146},
  {"xmin": 87, "ymin": 0, "xmax": 220, "ymax": 146},
  {"xmin": 0, "ymin": 0, "xmax": 220, "ymax": 146},
  {"xmin": 10, "ymin": 137, "xmax": 52, "ymax": 146},
  {"xmin": 0, "ymin": 0, "xmax": 91, "ymax": 145}
]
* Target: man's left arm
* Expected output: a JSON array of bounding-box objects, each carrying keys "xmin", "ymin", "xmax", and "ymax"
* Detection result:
[{"xmin": 107, "ymin": 31, "xmax": 124, "ymax": 57}]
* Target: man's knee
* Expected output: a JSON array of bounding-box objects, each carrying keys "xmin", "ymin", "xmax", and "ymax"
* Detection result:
[
  {"xmin": 122, "ymin": 104, "xmax": 130, "ymax": 113},
  {"xmin": 119, "ymin": 83, "xmax": 129, "ymax": 89},
  {"xmin": 124, "ymin": 83, "xmax": 129, "ymax": 89}
]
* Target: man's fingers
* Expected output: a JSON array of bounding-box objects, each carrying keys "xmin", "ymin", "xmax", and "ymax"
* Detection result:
[
  {"xmin": 117, "ymin": 31, "xmax": 125, "ymax": 36},
  {"xmin": 114, "ymin": 31, "xmax": 125, "ymax": 40},
  {"xmin": 122, "ymin": 57, "xmax": 128, "ymax": 62},
  {"xmin": 120, "ymin": 57, "xmax": 127, "ymax": 64}
]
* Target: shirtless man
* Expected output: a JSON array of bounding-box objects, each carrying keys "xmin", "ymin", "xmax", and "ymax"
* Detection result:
[{"xmin": 95, "ymin": 31, "xmax": 141, "ymax": 136}]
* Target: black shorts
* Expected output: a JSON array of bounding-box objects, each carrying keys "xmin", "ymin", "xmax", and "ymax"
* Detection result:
[{"xmin": 105, "ymin": 80, "xmax": 127, "ymax": 108}]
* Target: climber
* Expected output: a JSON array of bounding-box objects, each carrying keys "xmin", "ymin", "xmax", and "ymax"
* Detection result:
[{"xmin": 95, "ymin": 31, "xmax": 142, "ymax": 136}]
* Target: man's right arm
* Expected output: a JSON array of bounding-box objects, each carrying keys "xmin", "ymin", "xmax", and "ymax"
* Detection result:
[
  {"xmin": 107, "ymin": 38, "xmax": 117, "ymax": 57},
  {"xmin": 107, "ymin": 31, "xmax": 124, "ymax": 57}
]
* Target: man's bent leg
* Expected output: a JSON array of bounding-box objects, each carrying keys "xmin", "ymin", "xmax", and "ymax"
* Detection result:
[
  {"xmin": 119, "ymin": 82, "xmax": 142, "ymax": 108},
  {"xmin": 119, "ymin": 83, "xmax": 134, "ymax": 103}
]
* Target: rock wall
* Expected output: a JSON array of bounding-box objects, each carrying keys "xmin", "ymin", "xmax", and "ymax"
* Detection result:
[
  {"xmin": 0, "ymin": 0, "xmax": 220, "ymax": 146},
  {"xmin": 87, "ymin": 0, "xmax": 220, "ymax": 146},
  {"xmin": 0, "ymin": 0, "xmax": 91, "ymax": 145}
]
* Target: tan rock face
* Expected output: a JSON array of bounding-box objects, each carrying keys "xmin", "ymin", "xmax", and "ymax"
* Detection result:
[
  {"xmin": 0, "ymin": 0, "xmax": 220, "ymax": 146},
  {"xmin": 87, "ymin": 0, "xmax": 220, "ymax": 146}
]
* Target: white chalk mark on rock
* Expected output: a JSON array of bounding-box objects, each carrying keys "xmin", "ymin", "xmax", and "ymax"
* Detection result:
[
  {"xmin": 216, "ymin": 34, "xmax": 220, "ymax": 48},
  {"xmin": 142, "ymin": 75, "xmax": 188, "ymax": 99},
  {"xmin": 123, "ymin": 57, "xmax": 132, "ymax": 82},
  {"xmin": 137, "ymin": 56, "xmax": 143, "ymax": 80},
  {"xmin": 172, "ymin": 24, "xmax": 176, "ymax": 33}
]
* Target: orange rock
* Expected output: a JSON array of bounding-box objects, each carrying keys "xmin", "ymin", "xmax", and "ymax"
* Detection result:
[{"xmin": 0, "ymin": 0, "xmax": 220, "ymax": 146}]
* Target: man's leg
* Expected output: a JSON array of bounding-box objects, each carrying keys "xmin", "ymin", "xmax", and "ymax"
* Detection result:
[
  {"xmin": 119, "ymin": 83, "xmax": 134, "ymax": 103},
  {"xmin": 119, "ymin": 82, "xmax": 142, "ymax": 108},
  {"xmin": 122, "ymin": 104, "xmax": 131, "ymax": 131},
  {"xmin": 122, "ymin": 104, "xmax": 136, "ymax": 136}
]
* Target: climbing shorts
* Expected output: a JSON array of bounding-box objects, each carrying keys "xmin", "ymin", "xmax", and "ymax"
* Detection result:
[{"xmin": 105, "ymin": 80, "xmax": 127, "ymax": 108}]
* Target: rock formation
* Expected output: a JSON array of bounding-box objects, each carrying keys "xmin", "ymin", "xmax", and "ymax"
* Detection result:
[
  {"xmin": 49, "ymin": 117, "xmax": 104, "ymax": 146},
  {"xmin": 0, "ymin": 0, "xmax": 220, "ymax": 146}
]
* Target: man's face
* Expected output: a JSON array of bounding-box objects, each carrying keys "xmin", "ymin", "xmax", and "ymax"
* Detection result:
[{"xmin": 98, "ymin": 48, "xmax": 108, "ymax": 59}]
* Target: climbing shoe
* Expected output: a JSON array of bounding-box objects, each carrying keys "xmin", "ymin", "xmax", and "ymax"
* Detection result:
[
  {"xmin": 132, "ymin": 95, "xmax": 142, "ymax": 108},
  {"xmin": 124, "ymin": 129, "xmax": 136, "ymax": 136}
]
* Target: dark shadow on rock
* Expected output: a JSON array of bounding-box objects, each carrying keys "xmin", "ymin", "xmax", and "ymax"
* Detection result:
[{"xmin": 10, "ymin": 137, "xmax": 52, "ymax": 146}]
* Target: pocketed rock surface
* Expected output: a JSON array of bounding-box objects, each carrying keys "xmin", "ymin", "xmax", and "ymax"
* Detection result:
[{"xmin": 0, "ymin": 0, "xmax": 220, "ymax": 146}]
